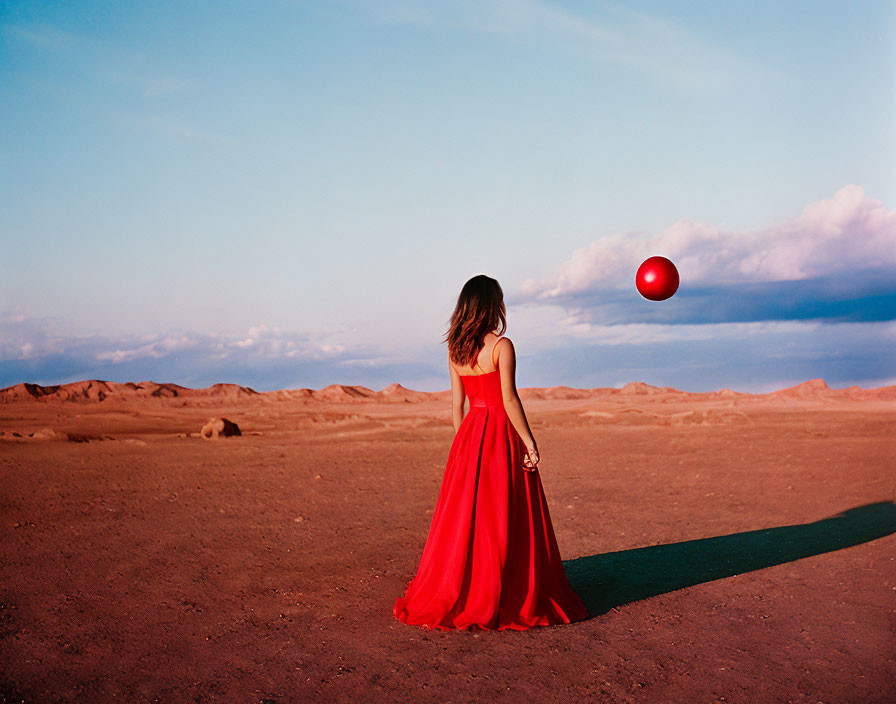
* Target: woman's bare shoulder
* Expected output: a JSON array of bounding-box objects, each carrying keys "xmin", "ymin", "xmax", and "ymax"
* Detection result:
[{"xmin": 493, "ymin": 335, "xmax": 514, "ymax": 364}]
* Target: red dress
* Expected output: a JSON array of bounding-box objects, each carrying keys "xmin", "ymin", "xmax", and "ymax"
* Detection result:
[{"xmin": 392, "ymin": 364, "xmax": 589, "ymax": 631}]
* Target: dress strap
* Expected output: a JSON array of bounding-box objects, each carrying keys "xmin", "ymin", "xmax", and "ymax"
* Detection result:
[{"xmin": 491, "ymin": 336, "xmax": 503, "ymax": 368}]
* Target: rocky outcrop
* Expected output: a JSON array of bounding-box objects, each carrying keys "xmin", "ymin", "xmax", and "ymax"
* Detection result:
[{"xmin": 200, "ymin": 418, "xmax": 242, "ymax": 439}]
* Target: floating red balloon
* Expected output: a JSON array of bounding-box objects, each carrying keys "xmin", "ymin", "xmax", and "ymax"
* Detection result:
[{"xmin": 636, "ymin": 256, "xmax": 679, "ymax": 301}]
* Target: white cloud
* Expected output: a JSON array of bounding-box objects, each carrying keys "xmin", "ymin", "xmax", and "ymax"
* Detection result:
[
  {"xmin": 95, "ymin": 335, "xmax": 198, "ymax": 364},
  {"xmin": 0, "ymin": 312, "xmax": 71, "ymax": 360},
  {"xmin": 520, "ymin": 186, "xmax": 896, "ymax": 301},
  {"xmin": 84, "ymin": 325, "xmax": 348, "ymax": 364}
]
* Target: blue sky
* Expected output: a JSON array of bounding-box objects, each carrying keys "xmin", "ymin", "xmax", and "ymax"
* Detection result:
[{"xmin": 1, "ymin": 1, "xmax": 894, "ymax": 392}]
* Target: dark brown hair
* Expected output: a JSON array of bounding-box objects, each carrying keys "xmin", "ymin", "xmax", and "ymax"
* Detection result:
[{"xmin": 444, "ymin": 275, "xmax": 507, "ymax": 369}]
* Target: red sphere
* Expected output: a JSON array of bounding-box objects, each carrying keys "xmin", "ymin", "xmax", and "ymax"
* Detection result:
[{"xmin": 636, "ymin": 256, "xmax": 679, "ymax": 301}]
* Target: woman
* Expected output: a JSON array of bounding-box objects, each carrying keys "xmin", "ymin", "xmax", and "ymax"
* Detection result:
[{"xmin": 392, "ymin": 274, "xmax": 589, "ymax": 631}]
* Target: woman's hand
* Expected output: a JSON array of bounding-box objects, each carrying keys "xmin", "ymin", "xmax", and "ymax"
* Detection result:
[{"xmin": 522, "ymin": 444, "xmax": 539, "ymax": 471}]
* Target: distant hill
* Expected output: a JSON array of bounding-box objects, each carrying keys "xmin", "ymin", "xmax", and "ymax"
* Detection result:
[{"xmin": 1, "ymin": 378, "xmax": 893, "ymax": 404}]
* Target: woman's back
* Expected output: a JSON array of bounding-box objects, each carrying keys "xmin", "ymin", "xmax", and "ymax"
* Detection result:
[
  {"xmin": 459, "ymin": 370, "xmax": 504, "ymax": 407},
  {"xmin": 450, "ymin": 331, "xmax": 504, "ymax": 377},
  {"xmin": 453, "ymin": 333, "xmax": 506, "ymax": 407}
]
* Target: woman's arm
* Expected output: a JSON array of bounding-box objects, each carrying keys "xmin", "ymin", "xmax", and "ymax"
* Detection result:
[
  {"xmin": 495, "ymin": 338, "xmax": 538, "ymax": 462},
  {"xmin": 449, "ymin": 360, "xmax": 466, "ymax": 433}
]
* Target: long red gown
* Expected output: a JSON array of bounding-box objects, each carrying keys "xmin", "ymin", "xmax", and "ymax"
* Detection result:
[{"xmin": 392, "ymin": 366, "xmax": 589, "ymax": 630}]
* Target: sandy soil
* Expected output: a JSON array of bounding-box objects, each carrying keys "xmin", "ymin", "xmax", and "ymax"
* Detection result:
[{"xmin": 1, "ymin": 379, "xmax": 894, "ymax": 703}]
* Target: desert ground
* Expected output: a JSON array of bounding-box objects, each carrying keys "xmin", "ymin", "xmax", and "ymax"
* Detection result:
[{"xmin": 1, "ymin": 378, "xmax": 894, "ymax": 703}]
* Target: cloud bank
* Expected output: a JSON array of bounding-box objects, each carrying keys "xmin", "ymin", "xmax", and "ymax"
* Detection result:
[
  {"xmin": 3, "ymin": 187, "xmax": 894, "ymax": 393},
  {"xmin": 494, "ymin": 186, "xmax": 896, "ymax": 391},
  {"xmin": 0, "ymin": 316, "xmax": 445, "ymax": 392},
  {"xmin": 514, "ymin": 186, "xmax": 896, "ymax": 326}
]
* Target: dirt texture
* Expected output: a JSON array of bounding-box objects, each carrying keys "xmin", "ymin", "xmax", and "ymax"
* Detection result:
[{"xmin": 1, "ymin": 379, "xmax": 894, "ymax": 703}]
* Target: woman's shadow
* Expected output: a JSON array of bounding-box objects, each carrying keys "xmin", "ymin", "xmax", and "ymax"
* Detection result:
[{"xmin": 564, "ymin": 501, "xmax": 896, "ymax": 616}]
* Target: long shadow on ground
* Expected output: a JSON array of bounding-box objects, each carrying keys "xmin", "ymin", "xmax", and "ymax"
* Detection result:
[{"xmin": 564, "ymin": 501, "xmax": 896, "ymax": 616}]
